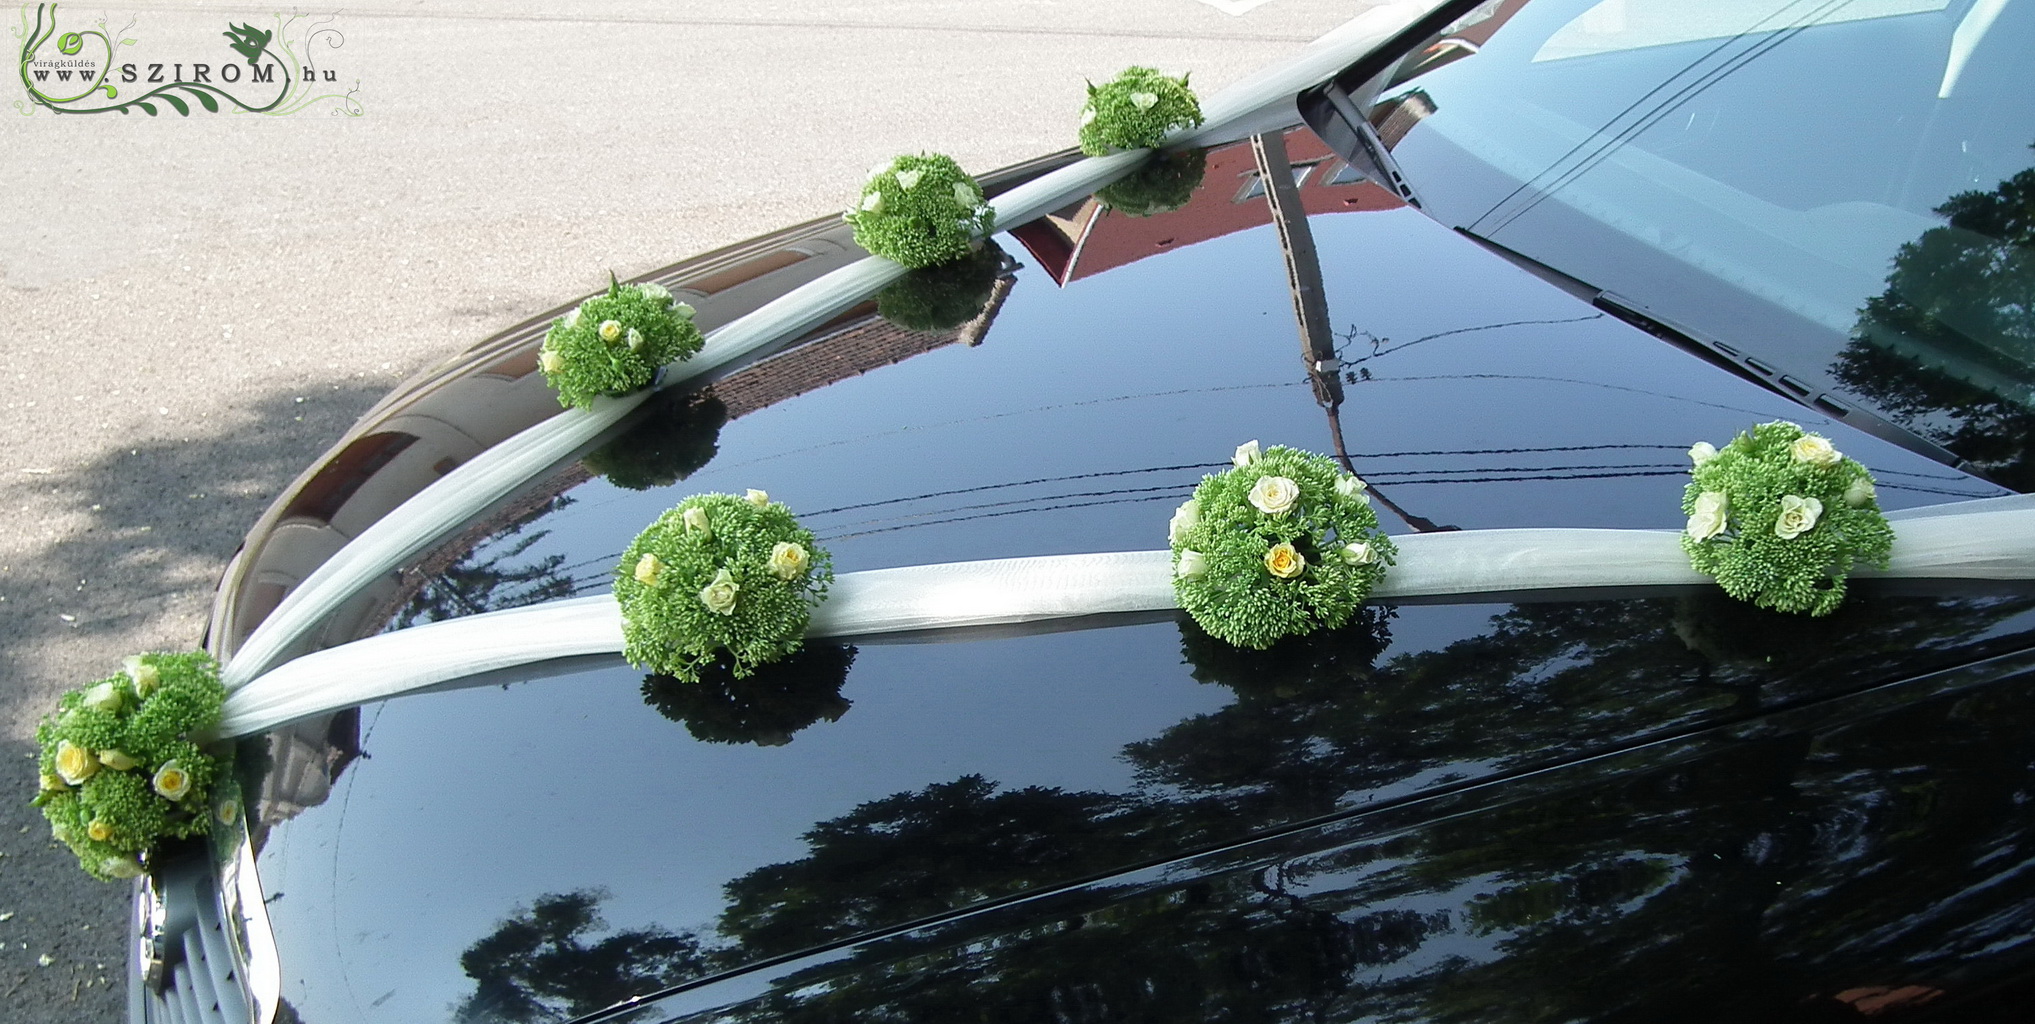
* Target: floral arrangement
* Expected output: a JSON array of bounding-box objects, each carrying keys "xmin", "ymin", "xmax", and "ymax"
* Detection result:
[
  {"xmin": 876, "ymin": 240, "xmax": 1009, "ymax": 332},
  {"xmin": 539, "ymin": 276, "xmax": 706, "ymax": 410},
  {"xmin": 1681, "ymin": 421, "xmax": 1893, "ymax": 616},
  {"xmin": 32, "ymin": 653, "xmax": 226, "ymax": 881},
  {"xmin": 641, "ymin": 643, "xmax": 856, "ymax": 746},
  {"xmin": 845, "ymin": 154, "xmax": 996, "ymax": 269},
  {"xmin": 615, "ymin": 491, "xmax": 835, "ymax": 682},
  {"xmin": 1170, "ymin": 442, "xmax": 1397, "ymax": 649},
  {"xmin": 583, "ymin": 392, "xmax": 729, "ymax": 491},
  {"xmin": 1078, "ymin": 66, "xmax": 1203, "ymax": 156},
  {"xmin": 1096, "ymin": 147, "xmax": 1207, "ymax": 218}
]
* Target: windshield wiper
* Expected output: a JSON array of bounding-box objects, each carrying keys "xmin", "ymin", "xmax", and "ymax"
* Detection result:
[{"xmin": 1455, "ymin": 229, "xmax": 1977, "ymax": 477}]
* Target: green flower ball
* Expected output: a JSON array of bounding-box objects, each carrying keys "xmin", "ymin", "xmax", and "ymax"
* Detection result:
[
  {"xmin": 1096, "ymin": 147, "xmax": 1207, "ymax": 218},
  {"xmin": 540, "ymin": 276, "xmax": 706, "ymax": 410},
  {"xmin": 1170, "ymin": 442, "xmax": 1396, "ymax": 650},
  {"xmin": 1078, "ymin": 66, "xmax": 1204, "ymax": 156},
  {"xmin": 876, "ymin": 240, "xmax": 1009, "ymax": 332},
  {"xmin": 616, "ymin": 492, "xmax": 835, "ymax": 682},
  {"xmin": 33, "ymin": 652, "xmax": 226, "ymax": 881},
  {"xmin": 1681, "ymin": 421, "xmax": 1892, "ymax": 616},
  {"xmin": 845, "ymin": 154, "xmax": 996, "ymax": 269}
]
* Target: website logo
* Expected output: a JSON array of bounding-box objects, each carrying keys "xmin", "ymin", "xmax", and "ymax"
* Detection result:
[{"xmin": 14, "ymin": 3, "xmax": 361, "ymax": 116}]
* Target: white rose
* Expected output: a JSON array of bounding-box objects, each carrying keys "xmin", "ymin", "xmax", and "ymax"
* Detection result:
[
  {"xmin": 1688, "ymin": 441, "xmax": 1718, "ymax": 467},
  {"xmin": 54, "ymin": 740, "xmax": 98, "ymax": 785},
  {"xmin": 1341, "ymin": 542, "xmax": 1376, "ymax": 566},
  {"xmin": 100, "ymin": 857, "xmax": 144, "ymax": 880},
  {"xmin": 952, "ymin": 181, "xmax": 977, "ymax": 210},
  {"xmin": 1080, "ymin": 107, "xmax": 1096, "ymax": 125},
  {"xmin": 1685, "ymin": 490, "xmax": 1729, "ymax": 542},
  {"xmin": 1844, "ymin": 477, "xmax": 1877, "ymax": 508},
  {"xmin": 699, "ymin": 568, "xmax": 740, "ymax": 615},
  {"xmin": 97, "ymin": 749, "xmax": 140, "ymax": 772},
  {"xmin": 1233, "ymin": 440, "xmax": 1261, "ymax": 468},
  {"xmin": 538, "ymin": 349, "xmax": 565, "ymax": 375},
  {"xmin": 768, "ymin": 541, "xmax": 810, "ymax": 581},
  {"xmin": 1774, "ymin": 494, "xmax": 1824, "ymax": 539},
  {"xmin": 867, "ymin": 159, "xmax": 893, "ymax": 181},
  {"xmin": 1175, "ymin": 549, "xmax": 1207, "ymax": 578},
  {"xmin": 1790, "ymin": 435, "xmax": 1841, "ymax": 467},
  {"xmin": 562, "ymin": 306, "xmax": 583, "ymax": 330},
  {"xmin": 1334, "ymin": 475, "xmax": 1368, "ymax": 500},
  {"xmin": 895, "ymin": 169, "xmax": 924, "ymax": 191},
  {"xmin": 123, "ymin": 655, "xmax": 159, "ymax": 697},
  {"xmin": 1247, "ymin": 475, "xmax": 1301, "ymax": 517},
  {"xmin": 82, "ymin": 681, "xmax": 123, "ymax": 713},
  {"xmin": 635, "ymin": 282, "xmax": 672, "ymax": 304},
  {"xmin": 152, "ymin": 761, "xmax": 193, "ymax": 802},
  {"xmin": 860, "ymin": 191, "xmax": 884, "ymax": 214},
  {"xmin": 1129, "ymin": 91, "xmax": 1159, "ymax": 111},
  {"xmin": 1168, "ymin": 499, "xmax": 1200, "ymax": 545},
  {"xmin": 682, "ymin": 506, "xmax": 711, "ymax": 538},
  {"xmin": 672, "ymin": 302, "xmax": 696, "ymax": 319},
  {"xmin": 625, "ymin": 327, "xmax": 646, "ymax": 353},
  {"xmin": 40, "ymin": 772, "xmax": 65, "ymax": 793},
  {"xmin": 746, "ymin": 488, "xmax": 770, "ymax": 507},
  {"xmin": 598, "ymin": 319, "xmax": 624, "ymax": 343},
  {"xmin": 633, "ymin": 553, "xmax": 664, "ymax": 587}
]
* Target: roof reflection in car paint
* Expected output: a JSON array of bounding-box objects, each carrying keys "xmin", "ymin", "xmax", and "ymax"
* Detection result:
[{"xmin": 240, "ymin": 128, "xmax": 2027, "ymax": 1024}]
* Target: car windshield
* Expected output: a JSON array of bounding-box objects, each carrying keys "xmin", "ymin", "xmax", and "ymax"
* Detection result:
[{"xmin": 1371, "ymin": 0, "xmax": 2035, "ymax": 486}]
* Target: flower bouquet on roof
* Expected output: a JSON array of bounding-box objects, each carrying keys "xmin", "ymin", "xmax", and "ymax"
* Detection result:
[
  {"xmin": 1170, "ymin": 441, "xmax": 1396, "ymax": 649},
  {"xmin": 539, "ymin": 275, "xmax": 705, "ymax": 409}
]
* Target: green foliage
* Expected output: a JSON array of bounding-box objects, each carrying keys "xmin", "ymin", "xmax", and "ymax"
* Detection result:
[
  {"xmin": 1095, "ymin": 147, "xmax": 1207, "ymax": 217},
  {"xmin": 1681, "ymin": 421, "xmax": 1893, "ymax": 616},
  {"xmin": 583, "ymin": 392, "xmax": 728, "ymax": 491},
  {"xmin": 32, "ymin": 651, "xmax": 226, "ymax": 880},
  {"xmin": 844, "ymin": 154, "xmax": 995, "ymax": 269},
  {"xmin": 615, "ymin": 493, "xmax": 834, "ymax": 683},
  {"xmin": 1078, "ymin": 66, "xmax": 1204, "ymax": 156},
  {"xmin": 875, "ymin": 240, "xmax": 1008, "ymax": 332},
  {"xmin": 540, "ymin": 276, "xmax": 705, "ymax": 410},
  {"xmin": 639, "ymin": 644, "xmax": 855, "ymax": 746},
  {"xmin": 1170, "ymin": 443, "xmax": 1396, "ymax": 649}
]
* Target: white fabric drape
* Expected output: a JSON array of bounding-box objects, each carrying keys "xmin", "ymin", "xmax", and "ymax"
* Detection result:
[
  {"xmin": 215, "ymin": 499, "xmax": 2035, "ymax": 737},
  {"xmin": 218, "ymin": 3, "xmax": 1444, "ymax": 689}
]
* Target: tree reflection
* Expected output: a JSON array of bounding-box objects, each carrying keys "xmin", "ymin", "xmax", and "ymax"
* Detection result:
[
  {"xmin": 394, "ymin": 498, "xmax": 576, "ymax": 627},
  {"xmin": 1835, "ymin": 148, "xmax": 2035, "ymax": 490},
  {"xmin": 454, "ymin": 889, "xmax": 709, "ymax": 1024}
]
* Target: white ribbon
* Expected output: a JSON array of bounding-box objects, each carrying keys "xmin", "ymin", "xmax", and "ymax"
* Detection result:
[
  {"xmin": 215, "ymin": 497, "xmax": 2035, "ymax": 738},
  {"xmin": 218, "ymin": 2, "xmax": 1443, "ymax": 689}
]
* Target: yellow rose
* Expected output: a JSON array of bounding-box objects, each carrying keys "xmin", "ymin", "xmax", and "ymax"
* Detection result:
[
  {"xmin": 97, "ymin": 749, "xmax": 140, "ymax": 772},
  {"xmin": 152, "ymin": 761, "xmax": 193, "ymax": 802},
  {"xmin": 124, "ymin": 656, "xmax": 160, "ymax": 698},
  {"xmin": 633, "ymin": 553, "xmax": 664, "ymax": 587},
  {"xmin": 768, "ymin": 541, "xmax": 810, "ymax": 581},
  {"xmin": 87, "ymin": 819, "xmax": 114, "ymax": 843},
  {"xmin": 1790, "ymin": 435, "xmax": 1841, "ymax": 467},
  {"xmin": 40, "ymin": 772, "xmax": 66, "ymax": 792},
  {"xmin": 82, "ymin": 681, "xmax": 123, "ymax": 713},
  {"xmin": 54, "ymin": 741, "xmax": 99, "ymax": 785},
  {"xmin": 682, "ymin": 506, "xmax": 711, "ymax": 538},
  {"xmin": 598, "ymin": 319, "xmax": 624, "ymax": 343},
  {"xmin": 1248, "ymin": 476, "xmax": 1301, "ymax": 517},
  {"xmin": 1774, "ymin": 494, "xmax": 1824, "ymax": 540},
  {"xmin": 217, "ymin": 800, "xmax": 240, "ymax": 826},
  {"xmin": 1264, "ymin": 542, "xmax": 1306, "ymax": 579},
  {"xmin": 538, "ymin": 349, "xmax": 565, "ymax": 375},
  {"xmin": 699, "ymin": 568, "xmax": 740, "ymax": 615},
  {"xmin": 746, "ymin": 488, "xmax": 770, "ymax": 507}
]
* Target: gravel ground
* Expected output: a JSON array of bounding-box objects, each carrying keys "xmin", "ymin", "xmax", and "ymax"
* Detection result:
[{"xmin": 0, "ymin": 1, "xmax": 1386, "ymax": 1018}]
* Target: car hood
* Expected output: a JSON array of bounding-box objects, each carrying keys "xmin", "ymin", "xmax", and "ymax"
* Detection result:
[{"xmin": 222, "ymin": 126, "xmax": 2035, "ymax": 1024}]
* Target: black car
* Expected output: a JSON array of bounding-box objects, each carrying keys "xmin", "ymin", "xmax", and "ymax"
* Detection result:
[{"xmin": 134, "ymin": 1, "xmax": 2035, "ymax": 1021}]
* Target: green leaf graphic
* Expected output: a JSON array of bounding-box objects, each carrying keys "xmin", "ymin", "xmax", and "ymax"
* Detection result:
[
  {"xmin": 160, "ymin": 93, "xmax": 188, "ymax": 116},
  {"xmin": 136, "ymin": 101, "xmax": 156, "ymax": 116},
  {"xmin": 189, "ymin": 88, "xmax": 218, "ymax": 113}
]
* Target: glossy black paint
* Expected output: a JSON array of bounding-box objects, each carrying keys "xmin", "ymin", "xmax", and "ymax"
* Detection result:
[{"xmin": 228, "ymin": 114, "xmax": 2035, "ymax": 1023}]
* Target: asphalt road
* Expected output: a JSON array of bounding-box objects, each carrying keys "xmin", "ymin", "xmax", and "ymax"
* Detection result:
[{"xmin": 0, "ymin": 1, "xmax": 1386, "ymax": 1018}]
